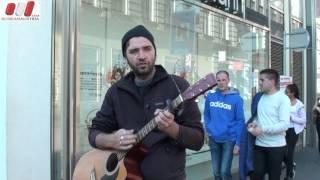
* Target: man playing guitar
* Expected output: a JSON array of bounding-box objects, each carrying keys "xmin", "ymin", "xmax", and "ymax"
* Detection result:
[{"xmin": 88, "ymin": 25, "xmax": 205, "ymax": 180}]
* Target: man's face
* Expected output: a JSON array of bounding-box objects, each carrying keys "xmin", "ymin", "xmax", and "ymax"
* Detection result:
[
  {"xmin": 125, "ymin": 37, "xmax": 156, "ymax": 78},
  {"xmin": 259, "ymin": 74, "xmax": 274, "ymax": 93},
  {"xmin": 216, "ymin": 73, "xmax": 229, "ymax": 91}
]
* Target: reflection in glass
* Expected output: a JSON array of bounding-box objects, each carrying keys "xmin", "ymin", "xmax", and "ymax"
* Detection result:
[
  {"xmin": 270, "ymin": 0, "xmax": 284, "ymax": 10},
  {"xmin": 246, "ymin": 0, "xmax": 269, "ymax": 15},
  {"xmin": 271, "ymin": 7, "xmax": 284, "ymax": 38},
  {"xmin": 291, "ymin": 19, "xmax": 303, "ymax": 31},
  {"xmin": 291, "ymin": 0, "xmax": 303, "ymax": 20}
]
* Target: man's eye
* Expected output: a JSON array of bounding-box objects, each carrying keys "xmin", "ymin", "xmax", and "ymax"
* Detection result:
[
  {"xmin": 143, "ymin": 46, "xmax": 152, "ymax": 51},
  {"xmin": 129, "ymin": 49, "xmax": 138, "ymax": 54}
]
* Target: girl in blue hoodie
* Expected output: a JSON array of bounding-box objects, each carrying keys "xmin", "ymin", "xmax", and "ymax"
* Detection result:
[{"xmin": 204, "ymin": 70, "xmax": 245, "ymax": 180}]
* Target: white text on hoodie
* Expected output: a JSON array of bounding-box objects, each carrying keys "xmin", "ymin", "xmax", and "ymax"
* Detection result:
[{"xmin": 209, "ymin": 101, "xmax": 232, "ymax": 110}]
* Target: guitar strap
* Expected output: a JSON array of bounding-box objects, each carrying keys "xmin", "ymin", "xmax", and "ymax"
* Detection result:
[
  {"xmin": 147, "ymin": 75, "xmax": 185, "ymax": 151},
  {"xmin": 169, "ymin": 75, "xmax": 184, "ymax": 116},
  {"xmin": 169, "ymin": 75, "xmax": 182, "ymax": 95}
]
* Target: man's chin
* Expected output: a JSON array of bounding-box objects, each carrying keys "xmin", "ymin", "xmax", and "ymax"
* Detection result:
[{"xmin": 135, "ymin": 69, "xmax": 152, "ymax": 76}]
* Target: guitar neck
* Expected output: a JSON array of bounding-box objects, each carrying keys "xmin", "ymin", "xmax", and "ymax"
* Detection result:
[
  {"xmin": 116, "ymin": 94, "xmax": 183, "ymax": 160},
  {"xmin": 136, "ymin": 94, "xmax": 183, "ymax": 142}
]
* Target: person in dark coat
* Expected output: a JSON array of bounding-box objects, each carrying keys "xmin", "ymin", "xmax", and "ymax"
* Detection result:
[
  {"xmin": 239, "ymin": 92, "xmax": 262, "ymax": 180},
  {"xmin": 88, "ymin": 25, "xmax": 204, "ymax": 180},
  {"xmin": 313, "ymin": 97, "xmax": 320, "ymax": 154}
]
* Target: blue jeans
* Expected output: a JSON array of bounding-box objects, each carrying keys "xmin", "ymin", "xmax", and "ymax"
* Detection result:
[{"xmin": 209, "ymin": 139, "xmax": 235, "ymax": 180}]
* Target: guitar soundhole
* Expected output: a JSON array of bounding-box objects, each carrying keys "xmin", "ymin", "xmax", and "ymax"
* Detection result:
[{"xmin": 106, "ymin": 153, "xmax": 118, "ymax": 172}]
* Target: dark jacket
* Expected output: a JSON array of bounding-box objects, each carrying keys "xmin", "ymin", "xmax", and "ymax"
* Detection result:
[
  {"xmin": 89, "ymin": 65, "xmax": 204, "ymax": 180},
  {"xmin": 239, "ymin": 92, "xmax": 263, "ymax": 180}
]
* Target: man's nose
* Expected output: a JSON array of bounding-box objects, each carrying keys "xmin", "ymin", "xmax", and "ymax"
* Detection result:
[{"xmin": 137, "ymin": 50, "xmax": 146, "ymax": 60}]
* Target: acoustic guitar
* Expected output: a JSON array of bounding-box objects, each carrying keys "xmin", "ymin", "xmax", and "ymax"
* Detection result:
[{"xmin": 72, "ymin": 73, "xmax": 217, "ymax": 180}]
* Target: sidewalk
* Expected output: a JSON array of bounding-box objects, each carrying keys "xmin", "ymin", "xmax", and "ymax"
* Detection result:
[
  {"xmin": 234, "ymin": 146, "xmax": 320, "ymax": 180},
  {"xmin": 291, "ymin": 147, "xmax": 320, "ymax": 180},
  {"xmin": 241, "ymin": 146, "xmax": 320, "ymax": 180}
]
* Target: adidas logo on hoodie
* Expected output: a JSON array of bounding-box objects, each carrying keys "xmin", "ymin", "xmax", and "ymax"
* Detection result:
[{"xmin": 210, "ymin": 101, "xmax": 232, "ymax": 110}]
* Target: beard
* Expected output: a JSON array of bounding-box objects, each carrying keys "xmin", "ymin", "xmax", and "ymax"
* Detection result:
[{"xmin": 127, "ymin": 60, "xmax": 155, "ymax": 78}]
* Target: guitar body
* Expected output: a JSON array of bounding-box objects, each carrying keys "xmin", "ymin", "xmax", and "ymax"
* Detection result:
[
  {"xmin": 73, "ymin": 144, "xmax": 148, "ymax": 180},
  {"xmin": 72, "ymin": 149, "xmax": 126, "ymax": 180},
  {"xmin": 123, "ymin": 144, "xmax": 148, "ymax": 180}
]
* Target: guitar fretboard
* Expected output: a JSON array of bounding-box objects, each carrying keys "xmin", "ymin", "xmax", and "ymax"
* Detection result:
[{"xmin": 115, "ymin": 94, "xmax": 183, "ymax": 160}]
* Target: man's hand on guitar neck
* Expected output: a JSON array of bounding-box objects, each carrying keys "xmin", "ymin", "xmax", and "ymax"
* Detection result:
[
  {"xmin": 154, "ymin": 109, "xmax": 179, "ymax": 140},
  {"xmin": 95, "ymin": 129, "xmax": 137, "ymax": 150}
]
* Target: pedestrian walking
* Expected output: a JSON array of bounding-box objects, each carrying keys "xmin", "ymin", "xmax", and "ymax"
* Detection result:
[
  {"xmin": 204, "ymin": 70, "xmax": 245, "ymax": 180},
  {"xmin": 247, "ymin": 69, "xmax": 290, "ymax": 180},
  {"xmin": 283, "ymin": 83, "xmax": 306, "ymax": 180}
]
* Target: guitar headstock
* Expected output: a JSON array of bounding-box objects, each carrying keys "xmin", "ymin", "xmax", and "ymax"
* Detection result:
[{"xmin": 181, "ymin": 73, "xmax": 217, "ymax": 101}]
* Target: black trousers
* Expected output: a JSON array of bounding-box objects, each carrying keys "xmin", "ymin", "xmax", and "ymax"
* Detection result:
[
  {"xmin": 250, "ymin": 145, "xmax": 286, "ymax": 180},
  {"xmin": 316, "ymin": 120, "xmax": 320, "ymax": 153},
  {"xmin": 284, "ymin": 128, "xmax": 299, "ymax": 177}
]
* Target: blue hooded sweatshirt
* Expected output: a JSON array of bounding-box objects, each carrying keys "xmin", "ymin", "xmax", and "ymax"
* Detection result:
[{"xmin": 204, "ymin": 88, "xmax": 245, "ymax": 145}]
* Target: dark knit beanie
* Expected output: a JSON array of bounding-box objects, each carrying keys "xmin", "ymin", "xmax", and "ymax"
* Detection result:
[{"xmin": 121, "ymin": 25, "xmax": 156, "ymax": 57}]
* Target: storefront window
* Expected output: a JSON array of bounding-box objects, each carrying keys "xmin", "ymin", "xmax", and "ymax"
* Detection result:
[
  {"xmin": 246, "ymin": 0, "xmax": 268, "ymax": 15},
  {"xmin": 245, "ymin": 0, "xmax": 269, "ymax": 27},
  {"xmin": 246, "ymin": 0, "xmax": 256, "ymax": 10},
  {"xmin": 75, "ymin": 0, "xmax": 269, "ymax": 177},
  {"xmin": 271, "ymin": 7, "xmax": 284, "ymax": 38},
  {"xmin": 291, "ymin": 19, "xmax": 303, "ymax": 31},
  {"xmin": 291, "ymin": 0, "xmax": 303, "ymax": 20},
  {"xmin": 270, "ymin": 0, "xmax": 284, "ymax": 10}
]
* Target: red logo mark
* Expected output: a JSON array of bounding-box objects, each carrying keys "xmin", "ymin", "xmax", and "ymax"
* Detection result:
[
  {"xmin": 5, "ymin": 1, "xmax": 35, "ymax": 17},
  {"xmin": 5, "ymin": 3, "xmax": 16, "ymax": 15},
  {"xmin": 25, "ymin": 1, "xmax": 35, "ymax": 16}
]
